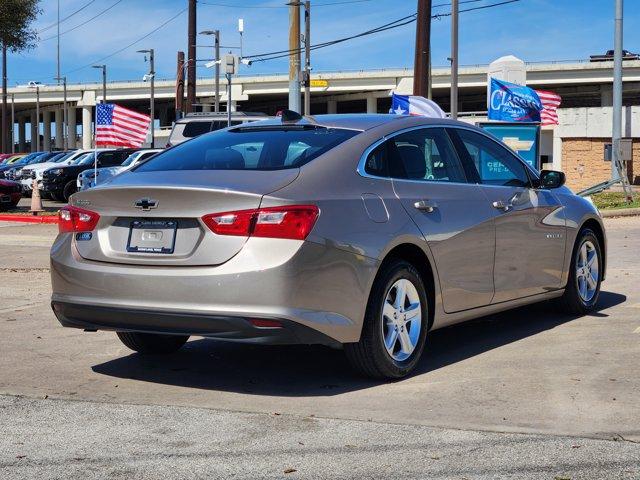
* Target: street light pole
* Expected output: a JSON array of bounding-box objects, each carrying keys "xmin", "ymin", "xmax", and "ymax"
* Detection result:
[
  {"xmin": 303, "ymin": 1, "xmax": 311, "ymax": 116},
  {"xmin": 450, "ymin": 0, "xmax": 459, "ymax": 119},
  {"xmin": 55, "ymin": 76, "xmax": 68, "ymax": 150},
  {"xmin": 35, "ymin": 85, "xmax": 40, "ymax": 151},
  {"xmin": 612, "ymin": 0, "xmax": 623, "ymax": 182},
  {"xmin": 288, "ymin": 2, "xmax": 302, "ymax": 112},
  {"xmin": 138, "ymin": 49, "xmax": 156, "ymax": 147},
  {"xmin": 92, "ymin": 65, "xmax": 107, "ymax": 103},
  {"xmin": 200, "ymin": 30, "xmax": 221, "ymax": 113},
  {"xmin": 10, "ymin": 93, "xmax": 15, "ymax": 153}
]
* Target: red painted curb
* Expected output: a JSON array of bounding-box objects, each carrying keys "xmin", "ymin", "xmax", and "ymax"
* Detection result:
[{"xmin": 0, "ymin": 214, "xmax": 59, "ymax": 224}]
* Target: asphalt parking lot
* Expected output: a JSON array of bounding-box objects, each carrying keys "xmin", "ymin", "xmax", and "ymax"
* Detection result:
[{"xmin": 1, "ymin": 216, "xmax": 639, "ymax": 479}]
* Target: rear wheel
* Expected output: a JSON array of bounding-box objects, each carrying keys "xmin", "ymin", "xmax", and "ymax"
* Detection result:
[
  {"xmin": 559, "ymin": 228, "xmax": 602, "ymax": 314},
  {"xmin": 116, "ymin": 332, "xmax": 189, "ymax": 354},
  {"xmin": 345, "ymin": 259, "xmax": 428, "ymax": 379},
  {"xmin": 49, "ymin": 191, "xmax": 61, "ymax": 202},
  {"xmin": 62, "ymin": 181, "xmax": 77, "ymax": 203}
]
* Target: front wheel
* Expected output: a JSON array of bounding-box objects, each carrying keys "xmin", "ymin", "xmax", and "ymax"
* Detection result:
[
  {"xmin": 116, "ymin": 332, "xmax": 189, "ymax": 354},
  {"xmin": 62, "ymin": 181, "xmax": 77, "ymax": 203},
  {"xmin": 559, "ymin": 228, "xmax": 602, "ymax": 315},
  {"xmin": 345, "ymin": 259, "xmax": 428, "ymax": 379}
]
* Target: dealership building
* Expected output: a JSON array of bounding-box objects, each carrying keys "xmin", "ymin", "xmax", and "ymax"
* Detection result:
[{"xmin": 6, "ymin": 57, "xmax": 640, "ymax": 191}]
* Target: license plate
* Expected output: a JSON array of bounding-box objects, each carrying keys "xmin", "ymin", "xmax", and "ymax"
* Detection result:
[{"xmin": 126, "ymin": 220, "xmax": 177, "ymax": 254}]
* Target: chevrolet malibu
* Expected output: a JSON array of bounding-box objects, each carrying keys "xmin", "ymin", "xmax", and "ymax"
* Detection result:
[{"xmin": 50, "ymin": 114, "xmax": 606, "ymax": 379}]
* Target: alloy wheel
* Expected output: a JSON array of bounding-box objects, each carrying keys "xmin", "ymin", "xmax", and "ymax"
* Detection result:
[
  {"xmin": 576, "ymin": 240, "xmax": 599, "ymax": 302},
  {"xmin": 381, "ymin": 278, "xmax": 422, "ymax": 362}
]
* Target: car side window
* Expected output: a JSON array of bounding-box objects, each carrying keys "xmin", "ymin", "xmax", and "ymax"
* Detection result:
[
  {"xmin": 364, "ymin": 142, "xmax": 388, "ymax": 177},
  {"xmin": 387, "ymin": 128, "xmax": 467, "ymax": 183},
  {"xmin": 98, "ymin": 152, "xmax": 119, "ymax": 167},
  {"xmin": 452, "ymin": 128, "xmax": 530, "ymax": 187}
]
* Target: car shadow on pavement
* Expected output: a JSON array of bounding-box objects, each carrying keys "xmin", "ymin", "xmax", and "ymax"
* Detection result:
[{"xmin": 92, "ymin": 290, "xmax": 626, "ymax": 396}]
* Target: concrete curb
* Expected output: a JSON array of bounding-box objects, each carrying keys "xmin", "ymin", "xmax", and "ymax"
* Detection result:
[
  {"xmin": 600, "ymin": 207, "xmax": 640, "ymax": 218},
  {"xmin": 0, "ymin": 214, "xmax": 58, "ymax": 224}
]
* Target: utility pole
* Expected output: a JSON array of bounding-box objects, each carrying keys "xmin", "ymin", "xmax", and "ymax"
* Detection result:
[
  {"xmin": 413, "ymin": 0, "xmax": 432, "ymax": 98},
  {"xmin": 450, "ymin": 0, "xmax": 459, "ymax": 119},
  {"xmin": 176, "ymin": 51, "xmax": 185, "ymax": 120},
  {"xmin": 288, "ymin": 2, "xmax": 301, "ymax": 113},
  {"xmin": 303, "ymin": 1, "xmax": 311, "ymax": 115},
  {"xmin": 186, "ymin": 0, "xmax": 197, "ymax": 113},
  {"xmin": 612, "ymin": 0, "xmax": 623, "ymax": 182},
  {"xmin": 54, "ymin": 76, "xmax": 68, "ymax": 150},
  {"xmin": 2, "ymin": 43, "xmax": 7, "ymax": 153}
]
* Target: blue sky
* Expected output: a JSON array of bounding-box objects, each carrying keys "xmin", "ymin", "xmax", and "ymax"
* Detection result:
[{"xmin": 7, "ymin": 0, "xmax": 640, "ymax": 86}]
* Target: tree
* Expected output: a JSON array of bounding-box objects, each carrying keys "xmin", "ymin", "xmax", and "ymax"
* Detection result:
[{"xmin": 0, "ymin": 0, "xmax": 41, "ymax": 153}]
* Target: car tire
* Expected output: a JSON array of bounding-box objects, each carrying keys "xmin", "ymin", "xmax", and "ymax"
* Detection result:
[
  {"xmin": 559, "ymin": 228, "xmax": 602, "ymax": 315},
  {"xmin": 345, "ymin": 259, "xmax": 429, "ymax": 379},
  {"xmin": 116, "ymin": 332, "xmax": 189, "ymax": 354},
  {"xmin": 62, "ymin": 181, "xmax": 77, "ymax": 203},
  {"xmin": 49, "ymin": 192, "xmax": 61, "ymax": 202}
]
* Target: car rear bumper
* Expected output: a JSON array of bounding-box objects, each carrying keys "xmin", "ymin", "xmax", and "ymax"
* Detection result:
[
  {"xmin": 50, "ymin": 234, "xmax": 378, "ymax": 344},
  {"xmin": 52, "ymin": 301, "xmax": 340, "ymax": 346}
]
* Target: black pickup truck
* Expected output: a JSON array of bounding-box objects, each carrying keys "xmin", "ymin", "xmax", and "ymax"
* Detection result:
[{"xmin": 42, "ymin": 149, "xmax": 137, "ymax": 202}]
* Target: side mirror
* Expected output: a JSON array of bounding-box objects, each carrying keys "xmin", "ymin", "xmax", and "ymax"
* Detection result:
[{"xmin": 539, "ymin": 170, "xmax": 565, "ymax": 189}]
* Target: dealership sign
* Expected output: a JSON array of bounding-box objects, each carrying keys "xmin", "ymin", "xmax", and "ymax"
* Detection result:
[{"xmin": 488, "ymin": 78, "xmax": 543, "ymax": 123}]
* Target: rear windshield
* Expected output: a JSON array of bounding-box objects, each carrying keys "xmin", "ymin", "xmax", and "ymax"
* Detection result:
[
  {"xmin": 136, "ymin": 126, "xmax": 359, "ymax": 171},
  {"xmin": 182, "ymin": 121, "xmax": 212, "ymax": 138}
]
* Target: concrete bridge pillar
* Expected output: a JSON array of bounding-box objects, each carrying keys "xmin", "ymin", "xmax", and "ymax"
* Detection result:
[
  {"xmin": 68, "ymin": 107, "xmax": 76, "ymax": 149},
  {"xmin": 82, "ymin": 106, "xmax": 92, "ymax": 149},
  {"xmin": 327, "ymin": 99, "xmax": 337, "ymax": 114},
  {"xmin": 30, "ymin": 111, "xmax": 38, "ymax": 152},
  {"xmin": 43, "ymin": 111, "xmax": 52, "ymax": 151},
  {"xmin": 18, "ymin": 117, "xmax": 26, "ymax": 152},
  {"xmin": 366, "ymin": 95, "xmax": 377, "ymax": 113},
  {"xmin": 55, "ymin": 109, "xmax": 64, "ymax": 149}
]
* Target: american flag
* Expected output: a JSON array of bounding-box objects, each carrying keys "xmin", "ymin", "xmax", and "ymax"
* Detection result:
[
  {"xmin": 95, "ymin": 103, "xmax": 151, "ymax": 148},
  {"xmin": 535, "ymin": 90, "xmax": 562, "ymax": 126}
]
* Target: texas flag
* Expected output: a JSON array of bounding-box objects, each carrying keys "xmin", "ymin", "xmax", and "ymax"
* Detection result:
[{"xmin": 390, "ymin": 93, "xmax": 447, "ymax": 118}]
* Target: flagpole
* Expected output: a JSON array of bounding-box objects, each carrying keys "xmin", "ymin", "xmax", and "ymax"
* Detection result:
[{"xmin": 94, "ymin": 104, "xmax": 98, "ymax": 187}]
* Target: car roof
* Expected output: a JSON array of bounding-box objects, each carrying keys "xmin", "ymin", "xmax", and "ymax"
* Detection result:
[{"xmin": 239, "ymin": 114, "xmax": 470, "ymax": 132}]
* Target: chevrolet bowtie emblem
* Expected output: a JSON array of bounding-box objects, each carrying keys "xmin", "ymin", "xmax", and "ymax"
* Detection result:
[{"xmin": 134, "ymin": 198, "xmax": 158, "ymax": 211}]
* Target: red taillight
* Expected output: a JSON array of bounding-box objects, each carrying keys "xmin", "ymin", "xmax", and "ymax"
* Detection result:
[
  {"xmin": 202, "ymin": 205, "xmax": 319, "ymax": 240},
  {"xmin": 249, "ymin": 318, "xmax": 283, "ymax": 329},
  {"xmin": 58, "ymin": 206, "xmax": 100, "ymax": 233}
]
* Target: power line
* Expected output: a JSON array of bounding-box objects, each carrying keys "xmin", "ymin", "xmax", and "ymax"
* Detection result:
[
  {"xmin": 64, "ymin": 8, "xmax": 188, "ymax": 75},
  {"xmin": 38, "ymin": 0, "xmax": 97, "ymax": 34},
  {"xmin": 247, "ymin": 0, "xmax": 521, "ymax": 63},
  {"xmin": 199, "ymin": 0, "xmax": 374, "ymax": 8},
  {"xmin": 41, "ymin": 0, "xmax": 125, "ymax": 42}
]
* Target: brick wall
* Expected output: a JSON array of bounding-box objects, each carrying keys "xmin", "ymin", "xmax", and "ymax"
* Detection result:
[{"xmin": 561, "ymin": 138, "xmax": 639, "ymax": 192}]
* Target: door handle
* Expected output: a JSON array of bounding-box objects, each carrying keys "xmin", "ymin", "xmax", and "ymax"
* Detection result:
[
  {"xmin": 492, "ymin": 200, "xmax": 511, "ymax": 211},
  {"xmin": 414, "ymin": 199, "xmax": 438, "ymax": 213}
]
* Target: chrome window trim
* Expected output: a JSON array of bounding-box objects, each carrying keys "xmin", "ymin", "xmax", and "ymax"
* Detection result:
[{"xmin": 356, "ymin": 123, "xmax": 475, "ymax": 187}]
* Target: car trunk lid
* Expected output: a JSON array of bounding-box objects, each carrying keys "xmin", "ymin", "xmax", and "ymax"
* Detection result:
[{"xmin": 71, "ymin": 169, "xmax": 299, "ymax": 266}]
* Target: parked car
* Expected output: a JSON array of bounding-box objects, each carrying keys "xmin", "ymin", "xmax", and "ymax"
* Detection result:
[
  {"xmin": 42, "ymin": 148, "xmax": 137, "ymax": 202},
  {"xmin": 78, "ymin": 149, "xmax": 162, "ymax": 191},
  {"xmin": 5, "ymin": 151, "xmax": 62, "ymax": 181},
  {"xmin": 50, "ymin": 114, "xmax": 606, "ymax": 379},
  {"xmin": 166, "ymin": 112, "xmax": 269, "ymax": 147},
  {"xmin": 0, "ymin": 179, "xmax": 22, "ymax": 211},
  {"xmin": 22, "ymin": 150, "xmax": 89, "ymax": 197},
  {"xmin": 0, "ymin": 152, "xmax": 45, "ymax": 178},
  {"xmin": 0, "ymin": 154, "xmax": 26, "ymax": 166}
]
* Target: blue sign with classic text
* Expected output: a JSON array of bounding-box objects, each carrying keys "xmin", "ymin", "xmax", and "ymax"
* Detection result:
[{"xmin": 488, "ymin": 78, "xmax": 543, "ymax": 123}]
